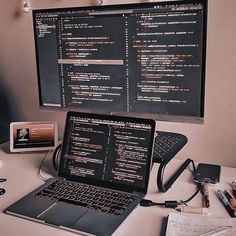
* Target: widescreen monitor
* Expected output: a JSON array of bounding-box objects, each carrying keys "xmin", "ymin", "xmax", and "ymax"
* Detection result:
[{"xmin": 33, "ymin": 0, "xmax": 207, "ymax": 123}]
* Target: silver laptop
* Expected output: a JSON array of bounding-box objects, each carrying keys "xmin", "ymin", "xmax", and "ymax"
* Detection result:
[{"xmin": 5, "ymin": 111, "xmax": 156, "ymax": 236}]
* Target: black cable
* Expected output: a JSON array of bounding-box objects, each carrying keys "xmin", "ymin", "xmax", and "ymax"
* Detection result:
[
  {"xmin": 141, "ymin": 159, "xmax": 201, "ymax": 208},
  {"xmin": 179, "ymin": 184, "xmax": 201, "ymax": 205},
  {"xmin": 52, "ymin": 143, "xmax": 62, "ymax": 171},
  {"xmin": 140, "ymin": 199, "xmax": 165, "ymax": 207},
  {"xmin": 157, "ymin": 158, "xmax": 196, "ymax": 192},
  {"xmin": 190, "ymin": 159, "xmax": 197, "ymax": 174},
  {"xmin": 140, "ymin": 185, "xmax": 201, "ymax": 208}
]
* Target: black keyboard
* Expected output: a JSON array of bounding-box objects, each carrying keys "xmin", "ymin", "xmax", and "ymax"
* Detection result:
[
  {"xmin": 34, "ymin": 179, "xmax": 136, "ymax": 216},
  {"xmin": 153, "ymin": 131, "xmax": 188, "ymax": 163}
]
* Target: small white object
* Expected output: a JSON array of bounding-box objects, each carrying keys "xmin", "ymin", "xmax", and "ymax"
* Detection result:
[
  {"xmin": 97, "ymin": 0, "xmax": 104, "ymax": 5},
  {"xmin": 178, "ymin": 205, "xmax": 209, "ymax": 215},
  {"xmin": 0, "ymin": 160, "xmax": 4, "ymax": 168},
  {"xmin": 22, "ymin": 0, "xmax": 30, "ymax": 13}
]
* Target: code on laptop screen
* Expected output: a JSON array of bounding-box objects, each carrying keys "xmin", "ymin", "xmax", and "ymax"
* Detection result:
[{"xmin": 59, "ymin": 113, "xmax": 154, "ymax": 189}]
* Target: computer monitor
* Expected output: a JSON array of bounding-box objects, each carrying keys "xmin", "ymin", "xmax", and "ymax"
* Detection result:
[{"xmin": 32, "ymin": 0, "xmax": 207, "ymax": 123}]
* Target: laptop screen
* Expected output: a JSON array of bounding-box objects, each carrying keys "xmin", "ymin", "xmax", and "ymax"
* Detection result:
[{"xmin": 58, "ymin": 112, "xmax": 156, "ymax": 193}]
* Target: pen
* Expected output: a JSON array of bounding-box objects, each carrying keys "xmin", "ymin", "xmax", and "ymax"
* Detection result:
[
  {"xmin": 200, "ymin": 225, "xmax": 232, "ymax": 236},
  {"xmin": 217, "ymin": 190, "xmax": 236, "ymax": 217},
  {"xmin": 203, "ymin": 183, "xmax": 210, "ymax": 208},
  {"xmin": 224, "ymin": 190, "xmax": 236, "ymax": 211}
]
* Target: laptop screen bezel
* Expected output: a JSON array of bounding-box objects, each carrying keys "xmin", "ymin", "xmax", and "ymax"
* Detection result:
[{"xmin": 58, "ymin": 111, "xmax": 156, "ymax": 194}]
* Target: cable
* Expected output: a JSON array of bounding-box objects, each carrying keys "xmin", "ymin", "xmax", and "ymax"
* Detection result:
[
  {"xmin": 157, "ymin": 158, "xmax": 196, "ymax": 192},
  {"xmin": 140, "ymin": 184, "xmax": 201, "ymax": 208},
  {"xmin": 52, "ymin": 143, "xmax": 62, "ymax": 171},
  {"xmin": 37, "ymin": 150, "xmax": 52, "ymax": 182},
  {"xmin": 140, "ymin": 199, "xmax": 178, "ymax": 208},
  {"xmin": 179, "ymin": 184, "xmax": 201, "ymax": 205},
  {"xmin": 141, "ymin": 159, "xmax": 201, "ymax": 208}
]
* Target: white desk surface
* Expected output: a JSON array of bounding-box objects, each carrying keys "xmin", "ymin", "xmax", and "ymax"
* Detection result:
[{"xmin": 0, "ymin": 142, "xmax": 235, "ymax": 236}]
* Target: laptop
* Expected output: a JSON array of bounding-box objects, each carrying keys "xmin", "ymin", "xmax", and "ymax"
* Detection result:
[{"xmin": 5, "ymin": 111, "xmax": 156, "ymax": 236}]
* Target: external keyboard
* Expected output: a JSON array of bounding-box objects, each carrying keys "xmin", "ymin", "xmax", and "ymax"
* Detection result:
[
  {"xmin": 153, "ymin": 131, "xmax": 188, "ymax": 163},
  {"xmin": 34, "ymin": 179, "xmax": 136, "ymax": 216}
]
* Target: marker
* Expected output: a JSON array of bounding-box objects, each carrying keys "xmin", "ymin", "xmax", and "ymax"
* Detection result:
[
  {"xmin": 224, "ymin": 190, "xmax": 236, "ymax": 211},
  {"xmin": 203, "ymin": 184, "xmax": 210, "ymax": 208},
  {"xmin": 232, "ymin": 181, "xmax": 236, "ymax": 199},
  {"xmin": 177, "ymin": 205, "xmax": 209, "ymax": 214},
  {"xmin": 217, "ymin": 190, "xmax": 236, "ymax": 217}
]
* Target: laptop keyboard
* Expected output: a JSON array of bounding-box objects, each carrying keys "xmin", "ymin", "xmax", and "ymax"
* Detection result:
[{"xmin": 34, "ymin": 179, "xmax": 136, "ymax": 216}]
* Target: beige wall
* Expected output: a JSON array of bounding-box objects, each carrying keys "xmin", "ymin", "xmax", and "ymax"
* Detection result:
[{"xmin": 0, "ymin": 0, "xmax": 235, "ymax": 167}]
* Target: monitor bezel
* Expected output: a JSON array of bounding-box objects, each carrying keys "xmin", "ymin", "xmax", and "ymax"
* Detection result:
[{"xmin": 32, "ymin": 0, "xmax": 208, "ymax": 124}]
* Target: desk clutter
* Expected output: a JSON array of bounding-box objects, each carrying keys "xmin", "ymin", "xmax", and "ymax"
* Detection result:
[
  {"xmin": 164, "ymin": 180, "xmax": 236, "ymax": 235},
  {"xmin": 1, "ymin": 115, "xmax": 235, "ymax": 235},
  {"xmin": 0, "ymin": 138, "xmax": 236, "ymax": 236}
]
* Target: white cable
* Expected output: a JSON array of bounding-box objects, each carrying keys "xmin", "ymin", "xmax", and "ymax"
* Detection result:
[{"xmin": 37, "ymin": 150, "xmax": 52, "ymax": 182}]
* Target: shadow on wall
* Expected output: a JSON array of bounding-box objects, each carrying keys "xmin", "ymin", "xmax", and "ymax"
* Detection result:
[{"xmin": 0, "ymin": 80, "xmax": 11, "ymax": 144}]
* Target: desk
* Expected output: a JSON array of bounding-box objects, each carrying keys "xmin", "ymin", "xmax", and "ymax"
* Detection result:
[{"xmin": 0, "ymin": 142, "xmax": 235, "ymax": 236}]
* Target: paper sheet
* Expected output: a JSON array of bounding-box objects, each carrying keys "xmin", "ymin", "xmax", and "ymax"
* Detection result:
[{"xmin": 165, "ymin": 212, "xmax": 236, "ymax": 236}]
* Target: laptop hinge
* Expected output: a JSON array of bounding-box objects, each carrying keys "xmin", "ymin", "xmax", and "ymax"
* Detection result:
[
  {"xmin": 57, "ymin": 176, "xmax": 67, "ymax": 181},
  {"xmin": 132, "ymin": 191, "xmax": 145, "ymax": 196}
]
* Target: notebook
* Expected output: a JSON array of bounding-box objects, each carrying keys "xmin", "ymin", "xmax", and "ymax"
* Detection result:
[
  {"xmin": 165, "ymin": 212, "xmax": 236, "ymax": 236},
  {"xmin": 5, "ymin": 111, "xmax": 156, "ymax": 236}
]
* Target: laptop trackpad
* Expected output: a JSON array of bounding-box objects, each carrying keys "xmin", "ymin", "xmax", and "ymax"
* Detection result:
[{"xmin": 38, "ymin": 202, "xmax": 88, "ymax": 227}]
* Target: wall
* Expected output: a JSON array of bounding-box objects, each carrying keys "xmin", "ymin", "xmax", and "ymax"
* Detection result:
[{"xmin": 0, "ymin": 0, "xmax": 235, "ymax": 167}]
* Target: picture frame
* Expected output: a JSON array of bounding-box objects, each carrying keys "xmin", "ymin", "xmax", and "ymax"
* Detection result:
[{"xmin": 10, "ymin": 121, "xmax": 58, "ymax": 152}]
